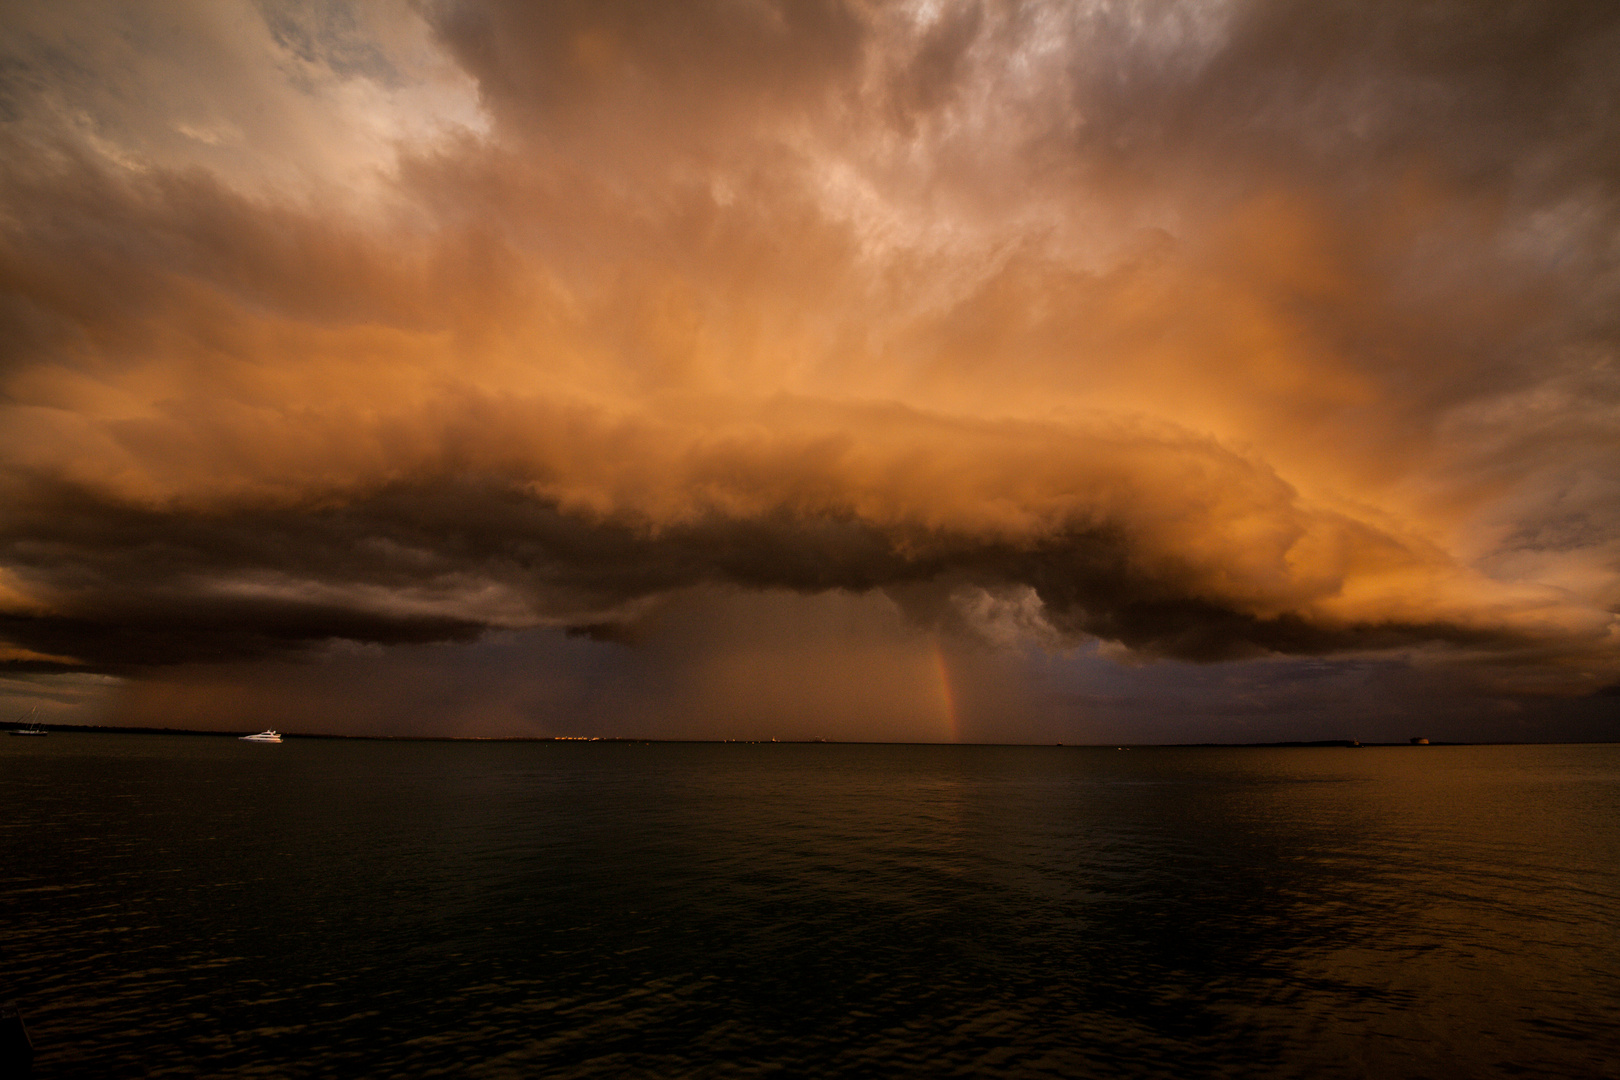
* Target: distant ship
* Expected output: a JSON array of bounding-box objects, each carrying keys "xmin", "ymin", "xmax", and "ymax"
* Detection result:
[
  {"xmin": 9, "ymin": 707, "xmax": 45, "ymax": 736},
  {"xmin": 240, "ymin": 730, "xmax": 282, "ymax": 743}
]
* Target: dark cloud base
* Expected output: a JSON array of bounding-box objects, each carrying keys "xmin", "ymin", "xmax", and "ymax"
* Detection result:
[{"xmin": 0, "ymin": 474, "xmax": 1536, "ymax": 674}]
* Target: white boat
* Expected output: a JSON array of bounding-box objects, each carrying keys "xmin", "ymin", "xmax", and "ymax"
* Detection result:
[
  {"xmin": 9, "ymin": 707, "xmax": 45, "ymax": 736},
  {"xmin": 240, "ymin": 730, "xmax": 282, "ymax": 743}
]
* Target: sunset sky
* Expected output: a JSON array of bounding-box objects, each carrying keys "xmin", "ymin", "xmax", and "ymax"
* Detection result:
[{"xmin": 2, "ymin": 0, "xmax": 1618, "ymax": 742}]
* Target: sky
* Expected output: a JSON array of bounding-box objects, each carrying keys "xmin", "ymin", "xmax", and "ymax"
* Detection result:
[{"xmin": 1, "ymin": 0, "xmax": 1618, "ymax": 742}]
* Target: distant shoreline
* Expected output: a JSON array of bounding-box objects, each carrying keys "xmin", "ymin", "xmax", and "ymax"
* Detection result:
[{"xmin": 4, "ymin": 722, "xmax": 1607, "ymax": 747}]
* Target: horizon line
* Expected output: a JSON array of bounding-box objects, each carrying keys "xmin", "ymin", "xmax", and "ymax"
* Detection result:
[{"xmin": 6, "ymin": 721, "xmax": 1610, "ymax": 748}]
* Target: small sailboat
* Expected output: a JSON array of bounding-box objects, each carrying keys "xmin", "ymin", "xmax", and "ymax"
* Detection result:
[
  {"xmin": 239, "ymin": 730, "xmax": 282, "ymax": 743},
  {"xmin": 9, "ymin": 707, "xmax": 46, "ymax": 736}
]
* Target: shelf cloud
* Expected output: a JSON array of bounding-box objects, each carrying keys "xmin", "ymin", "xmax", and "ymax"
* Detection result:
[{"xmin": 2, "ymin": 0, "xmax": 1618, "ymax": 735}]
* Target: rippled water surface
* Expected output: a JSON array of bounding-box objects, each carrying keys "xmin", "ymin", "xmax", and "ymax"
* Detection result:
[{"xmin": 3, "ymin": 737, "xmax": 1619, "ymax": 1077}]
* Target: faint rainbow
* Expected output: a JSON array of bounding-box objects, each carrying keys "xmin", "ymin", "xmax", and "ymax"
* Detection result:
[{"xmin": 931, "ymin": 637, "xmax": 959, "ymax": 743}]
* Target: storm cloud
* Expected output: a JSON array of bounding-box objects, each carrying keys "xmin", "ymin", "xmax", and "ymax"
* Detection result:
[{"xmin": 1, "ymin": 0, "xmax": 1617, "ymax": 735}]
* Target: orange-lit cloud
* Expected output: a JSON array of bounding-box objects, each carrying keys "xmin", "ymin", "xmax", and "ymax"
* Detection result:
[{"xmin": 2, "ymin": 0, "xmax": 1618, "ymax": 734}]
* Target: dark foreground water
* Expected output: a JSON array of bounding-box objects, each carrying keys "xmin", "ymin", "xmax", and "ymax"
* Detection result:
[{"xmin": 3, "ymin": 737, "xmax": 1619, "ymax": 1078}]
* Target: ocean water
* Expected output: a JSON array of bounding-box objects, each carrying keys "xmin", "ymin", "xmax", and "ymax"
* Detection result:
[{"xmin": 2, "ymin": 736, "xmax": 1618, "ymax": 1078}]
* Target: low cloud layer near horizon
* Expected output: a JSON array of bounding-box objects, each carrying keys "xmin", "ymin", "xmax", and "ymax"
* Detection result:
[{"xmin": 2, "ymin": 0, "xmax": 1618, "ymax": 740}]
